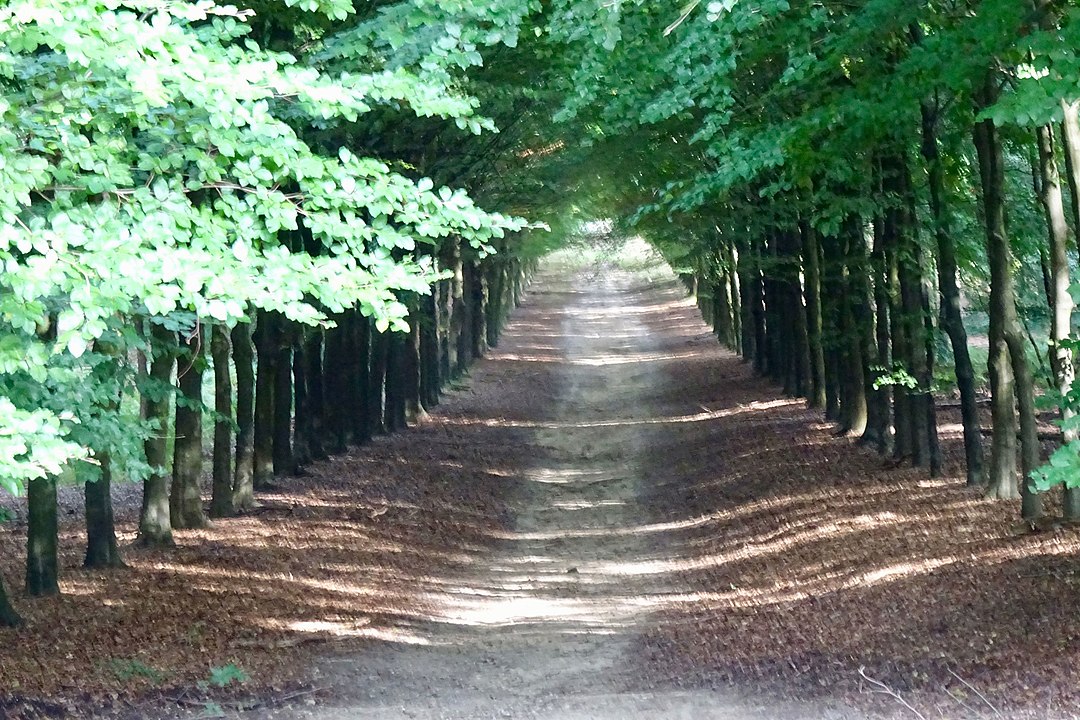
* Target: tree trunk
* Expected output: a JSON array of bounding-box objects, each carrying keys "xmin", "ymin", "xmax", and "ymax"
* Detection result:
[
  {"xmin": 26, "ymin": 475, "xmax": 59, "ymax": 596},
  {"xmin": 350, "ymin": 313, "xmax": 373, "ymax": 444},
  {"xmin": 171, "ymin": 330, "xmax": 208, "ymax": 529},
  {"xmin": 1036, "ymin": 122, "xmax": 1080, "ymax": 518},
  {"xmin": 369, "ymin": 326, "xmax": 389, "ymax": 435},
  {"xmin": 210, "ymin": 324, "xmax": 234, "ymax": 518},
  {"xmin": 405, "ymin": 306, "xmax": 424, "ymax": 422},
  {"xmin": 231, "ymin": 323, "xmax": 256, "ymax": 511},
  {"xmin": 385, "ymin": 331, "xmax": 408, "ymax": 432},
  {"xmin": 252, "ymin": 312, "xmax": 276, "ymax": 490},
  {"xmin": 974, "ymin": 76, "xmax": 1041, "ymax": 517},
  {"xmin": 920, "ymin": 95, "xmax": 984, "ymax": 485},
  {"xmin": 420, "ymin": 290, "xmax": 442, "ymax": 409},
  {"xmin": 301, "ymin": 332, "xmax": 328, "ymax": 460},
  {"xmin": 138, "ymin": 323, "xmax": 175, "ymax": 546},
  {"xmin": 272, "ymin": 324, "xmax": 294, "ymax": 476},
  {"xmin": 0, "ymin": 571, "xmax": 19, "ymax": 626},
  {"xmin": 800, "ymin": 221, "xmax": 827, "ymax": 409},
  {"xmin": 85, "ymin": 450, "xmax": 123, "ymax": 568}
]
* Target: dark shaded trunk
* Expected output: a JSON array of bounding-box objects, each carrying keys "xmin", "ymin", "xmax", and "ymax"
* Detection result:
[
  {"xmin": 420, "ymin": 289, "xmax": 442, "ymax": 409},
  {"xmin": 405, "ymin": 307, "xmax": 424, "ymax": 422},
  {"xmin": 0, "ymin": 573, "xmax": 19, "ymax": 627},
  {"xmin": 300, "ymin": 332, "xmax": 328, "ymax": 461},
  {"xmin": 920, "ymin": 95, "xmax": 984, "ymax": 485},
  {"xmin": 252, "ymin": 312, "xmax": 276, "ymax": 490},
  {"xmin": 839, "ymin": 219, "xmax": 869, "ymax": 436},
  {"xmin": 447, "ymin": 241, "xmax": 467, "ymax": 377},
  {"xmin": 323, "ymin": 319, "xmax": 349, "ymax": 453},
  {"xmin": 369, "ymin": 326, "xmax": 389, "ymax": 435},
  {"xmin": 351, "ymin": 314, "xmax": 373, "ymax": 444},
  {"xmin": 292, "ymin": 338, "xmax": 311, "ymax": 469},
  {"xmin": 171, "ymin": 330, "xmax": 208, "ymax": 529},
  {"xmin": 85, "ymin": 450, "xmax": 123, "ymax": 568},
  {"xmin": 800, "ymin": 221, "xmax": 827, "ymax": 409},
  {"xmin": 26, "ymin": 475, "xmax": 59, "ymax": 596},
  {"xmin": 272, "ymin": 324, "xmax": 294, "ymax": 476},
  {"xmin": 867, "ymin": 207, "xmax": 893, "ymax": 454},
  {"xmin": 469, "ymin": 261, "xmax": 487, "ymax": 360},
  {"xmin": 974, "ymin": 75, "xmax": 1041, "ymax": 517},
  {"xmin": 231, "ymin": 323, "xmax": 256, "ymax": 511},
  {"xmin": 138, "ymin": 323, "xmax": 175, "ymax": 546},
  {"xmin": 210, "ymin": 324, "xmax": 234, "ymax": 518},
  {"xmin": 385, "ymin": 331, "xmax": 408, "ymax": 432}
]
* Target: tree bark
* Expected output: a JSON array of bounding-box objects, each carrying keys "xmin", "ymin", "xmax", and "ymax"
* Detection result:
[
  {"xmin": 210, "ymin": 324, "xmax": 234, "ymax": 518},
  {"xmin": 85, "ymin": 449, "xmax": 123, "ymax": 568},
  {"xmin": 138, "ymin": 323, "xmax": 175, "ymax": 546},
  {"xmin": 26, "ymin": 475, "xmax": 59, "ymax": 596},
  {"xmin": 800, "ymin": 221, "xmax": 827, "ymax": 409},
  {"xmin": 351, "ymin": 313, "xmax": 373, "ymax": 444},
  {"xmin": 171, "ymin": 330, "xmax": 208, "ymax": 529},
  {"xmin": 1036, "ymin": 122, "xmax": 1080, "ymax": 518},
  {"xmin": 920, "ymin": 95, "xmax": 984, "ymax": 485},
  {"xmin": 0, "ymin": 570, "xmax": 19, "ymax": 626},
  {"xmin": 252, "ymin": 312, "xmax": 276, "ymax": 490},
  {"xmin": 974, "ymin": 75, "xmax": 1041, "ymax": 517},
  {"xmin": 369, "ymin": 326, "xmax": 389, "ymax": 435},
  {"xmin": 272, "ymin": 323, "xmax": 294, "ymax": 476},
  {"xmin": 231, "ymin": 323, "xmax": 256, "ymax": 511}
]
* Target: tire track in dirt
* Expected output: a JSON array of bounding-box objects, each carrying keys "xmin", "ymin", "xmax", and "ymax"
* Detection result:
[{"xmin": 266, "ymin": 251, "xmax": 858, "ymax": 719}]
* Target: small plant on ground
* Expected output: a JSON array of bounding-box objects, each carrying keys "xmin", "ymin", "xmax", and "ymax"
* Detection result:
[{"xmin": 107, "ymin": 658, "xmax": 165, "ymax": 685}]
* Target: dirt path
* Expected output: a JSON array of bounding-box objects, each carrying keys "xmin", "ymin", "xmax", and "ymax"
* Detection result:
[{"xmin": 268, "ymin": 255, "xmax": 857, "ymax": 719}]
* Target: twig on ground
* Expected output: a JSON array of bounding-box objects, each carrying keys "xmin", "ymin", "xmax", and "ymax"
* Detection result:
[
  {"xmin": 944, "ymin": 687, "xmax": 977, "ymax": 714},
  {"xmin": 948, "ymin": 669, "xmax": 1002, "ymax": 717},
  {"xmin": 858, "ymin": 667, "xmax": 927, "ymax": 720}
]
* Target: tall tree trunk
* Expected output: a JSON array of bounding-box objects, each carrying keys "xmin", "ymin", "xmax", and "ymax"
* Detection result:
[
  {"xmin": 405, "ymin": 306, "xmax": 424, "ymax": 422},
  {"xmin": 920, "ymin": 95, "xmax": 984, "ymax": 485},
  {"xmin": 210, "ymin": 324, "xmax": 234, "ymax": 518},
  {"xmin": 301, "ymin": 332, "xmax": 328, "ymax": 460},
  {"xmin": 800, "ymin": 221, "xmax": 827, "ymax": 409},
  {"xmin": 272, "ymin": 324, "xmax": 294, "ymax": 476},
  {"xmin": 869, "ymin": 208, "xmax": 893, "ymax": 455},
  {"xmin": 1061, "ymin": 100, "xmax": 1080, "ymax": 246},
  {"xmin": 1036, "ymin": 122, "xmax": 1080, "ymax": 518},
  {"xmin": 446, "ymin": 241, "xmax": 467, "ymax": 377},
  {"xmin": 975, "ymin": 76, "xmax": 1041, "ymax": 517},
  {"xmin": 421, "ymin": 290, "xmax": 442, "ymax": 409},
  {"xmin": 352, "ymin": 313, "xmax": 373, "ymax": 444},
  {"xmin": 26, "ymin": 475, "xmax": 59, "ymax": 596},
  {"xmin": 138, "ymin": 323, "xmax": 175, "ymax": 546},
  {"xmin": 252, "ymin": 312, "xmax": 276, "ymax": 490},
  {"xmin": 231, "ymin": 323, "xmax": 256, "ymax": 511},
  {"xmin": 171, "ymin": 330, "xmax": 208, "ymax": 529},
  {"xmin": 369, "ymin": 326, "xmax": 389, "ymax": 435},
  {"xmin": 840, "ymin": 219, "xmax": 869, "ymax": 436},
  {"xmin": 323, "ymin": 320, "xmax": 349, "ymax": 453},
  {"xmin": 385, "ymin": 331, "xmax": 408, "ymax": 432},
  {"xmin": 0, "ymin": 570, "xmax": 19, "ymax": 626},
  {"xmin": 85, "ymin": 350, "xmax": 123, "ymax": 568}
]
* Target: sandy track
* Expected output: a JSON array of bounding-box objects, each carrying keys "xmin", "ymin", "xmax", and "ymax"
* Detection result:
[{"xmin": 265, "ymin": 259, "xmax": 857, "ymax": 719}]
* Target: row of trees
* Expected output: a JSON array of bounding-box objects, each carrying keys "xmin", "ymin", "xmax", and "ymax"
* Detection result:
[
  {"xmin": 0, "ymin": 0, "xmax": 561, "ymax": 627},
  {"xmin": 540, "ymin": 0, "xmax": 1080, "ymax": 520}
]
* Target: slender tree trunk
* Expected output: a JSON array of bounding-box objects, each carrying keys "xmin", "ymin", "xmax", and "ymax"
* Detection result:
[
  {"xmin": 869, "ymin": 209, "xmax": 894, "ymax": 455},
  {"xmin": 272, "ymin": 324, "xmax": 294, "ymax": 476},
  {"xmin": 921, "ymin": 96, "xmax": 984, "ymax": 485},
  {"xmin": 385, "ymin": 331, "xmax": 408, "ymax": 432},
  {"xmin": 252, "ymin": 312, "xmax": 276, "ymax": 490},
  {"xmin": 323, "ymin": 320, "xmax": 349, "ymax": 453},
  {"xmin": 421, "ymin": 290, "xmax": 442, "ymax": 409},
  {"xmin": 138, "ymin": 323, "xmax": 175, "ymax": 546},
  {"xmin": 351, "ymin": 314, "xmax": 373, "ymax": 444},
  {"xmin": 1036, "ymin": 122, "xmax": 1080, "ymax": 518},
  {"xmin": 447, "ymin": 242, "xmax": 467, "ymax": 377},
  {"xmin": 210, "ymin": 324, "xmax": 234, "ymax": 518},
  {"xmin": 302, "ymin": 332, "xmax": 328, "ymax": 460},
  {"xmin": 840, "ymin": 219, "xmax": 869, "ymax": 436},
  {"xmin": 171, "ymin": 330, "xmax": 208, "ymax": 529},
  {"xmin": 0, "ymin": 571, "xmax": 19, "ymax": 626},
  {"xmin": 26, "ymin": 475, "xmax": 59, "ymax": 596},
  {"xmin": 231, "ymin": 323, "xmax": 256, "ymax": 511},
  {"xmin": 800, "ymin": 221, "xmax": 827, "ymax": 409},
  {"xmin": 369, "ymin": 327, "xmax": 389, "ymax": 435},
  {"xmin": 1061, "ymin": 100, "xmax": 1080, "ymax": 246},
  {"xmin": 975, "ymin": 76, "xmax": 1041, "ymax": 517},
  {"xmin": 405, "ymin": 306, "xmax": 424, "ymax": 422}
]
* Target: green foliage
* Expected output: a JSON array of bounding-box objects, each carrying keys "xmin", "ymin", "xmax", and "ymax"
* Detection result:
[
  {"xmin": 108, "ymin": 658, "xmax": 166, "ymax": 685},
  {"xmin": 0, "ymin": 0, "xmax": 536, "ymax": 493},
  {"xmin": 207, "ymin": 663, "xmax": 248, "ymax": 688}
]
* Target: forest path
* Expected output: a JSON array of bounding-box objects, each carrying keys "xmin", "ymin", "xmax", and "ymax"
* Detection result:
[{"xmin": 266, "ymin": 250, "xmax": 856, "ymax": 720}]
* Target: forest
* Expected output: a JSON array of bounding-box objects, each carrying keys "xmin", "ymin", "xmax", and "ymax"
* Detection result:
[{"xmin": 4, "ymin": 0, "xmax": 1080, "ymax": 717}]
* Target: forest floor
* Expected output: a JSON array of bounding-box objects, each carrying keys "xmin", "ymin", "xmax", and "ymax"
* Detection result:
[{"xmin": 4, "ymin": 245, "xmax": 1080, "ymax": 718}]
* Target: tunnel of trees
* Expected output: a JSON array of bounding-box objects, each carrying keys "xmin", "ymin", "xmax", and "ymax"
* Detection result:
[{"xmin": 2, "ymin": 0, "xmax": 1080, "ymax": 668}]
